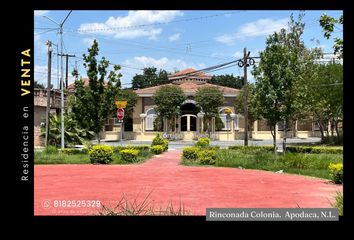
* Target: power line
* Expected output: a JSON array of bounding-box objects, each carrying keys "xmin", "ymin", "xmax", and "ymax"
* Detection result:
[{"xmin": 74, "ymin": 11, "xmax": 243, "ymax": 33}]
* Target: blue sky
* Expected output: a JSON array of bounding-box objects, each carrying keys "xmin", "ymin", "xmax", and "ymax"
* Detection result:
[{"xmin": 34, "ymin": 10, "xmax": 343, "ymax": 88}]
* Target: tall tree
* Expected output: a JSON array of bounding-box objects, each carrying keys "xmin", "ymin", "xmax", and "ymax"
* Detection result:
[
  {"xmin": 234, "ymin": 83, "xmax": 260, "ymax": 138},
  {"xmin": 319, "ymin": 14, "xmax": 343, "ymax": 58},
  {"xmin": 132, "ymin": 67, "xmax": 169, "ymax": 89},
  {"xmin": 70, "ymin": 40, "xmax": 122, "ymax": 143},
  {"xmin": 195, "ymin": 87, "xmax": 225, "ymax": 133},
  {"xmin": 253, "ymin": 13, "xmax": 310, "ymax": 152},
  {"xmin": 34, "ymin": 80, "xmax": 46, "ymax": 89},
  {"xmin": 153, "ymin": 85, "xmax": 186, "ymax": 132},
  {"xmin": 208, "ymin": 74, "xmax": 243, "ymax": 89}
]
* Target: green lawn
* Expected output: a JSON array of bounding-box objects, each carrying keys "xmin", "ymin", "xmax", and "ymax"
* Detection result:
[
  {"xmin": 34, "ymin": 150, "xmax": 154, "ymax": 165},
  {"xmin": 182, "ymin": 149, "xmax": 343, "ymax": 180}
]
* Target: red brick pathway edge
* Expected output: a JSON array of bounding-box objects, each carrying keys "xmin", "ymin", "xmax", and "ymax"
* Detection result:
[{"xmin": 35, "ymin": 150, "xmax": 342, "ymax": 215}]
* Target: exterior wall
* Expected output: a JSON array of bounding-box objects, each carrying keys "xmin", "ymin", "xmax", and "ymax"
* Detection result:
[
  {"xmin": 133, "ymin": 98, "xmax": 143, "ymax": 133},
  {"xmin": 34, "ymin": 126, "xmax": 43, "ymax": 146},
  {"xmin": 103, "ymin": 96, "xmax": 322, "ymax": 142}
]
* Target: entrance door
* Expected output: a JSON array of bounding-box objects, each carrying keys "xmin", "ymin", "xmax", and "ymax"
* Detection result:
[
  {"xmin": 181, "ymin": 115, "xmax": 188, "ymax": 131},
  {"xmin": 190, "ymin": 115, "xmax": 196, "ymax": 131}
]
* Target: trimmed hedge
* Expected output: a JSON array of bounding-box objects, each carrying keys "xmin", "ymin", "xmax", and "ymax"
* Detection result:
[
  {"xmin": 113, "ymin": 145, "xmax": 151, "ymax": 154},
  {"xmin": 120, "ymin": 149, "xmax": 140, "ymax": 162},
  {"xmin": 197, "ymin": 149, "xmax": 216, "ymax": 165},
  {"xmin": 228, "ymin": 145, "xmax": 343, "ymax": 154},
  {"xmin": 329, "ymin": 163, "xmax": 343, "ymax": 184},
  {"xmin": 60, "ymin": 148, "xmax": 83, "ymax": 155},
  {"xmin": 195, "ymin": 138, "xmax": 210, "ymax": 148},
  {"xmin": 182, "ymin": 147, "xmax": 200, "ymax": 161},
  {"xmin": 228, "ymin": 145, "xmax": 274, "ymax": 152},
  {"xmin": 151, "ymin": 134, "xmax": 169, "ymax": 152},
  {"xmin": 89, "ymin": 145, "xmax": 114, "ymax": 164},
  {"xmin": 150, "ymin": 145, "xmax": 164, "ymax": 154},
  {"xmin": 286, "ymin": 146, "xmax": 343, "ymax": 154}
]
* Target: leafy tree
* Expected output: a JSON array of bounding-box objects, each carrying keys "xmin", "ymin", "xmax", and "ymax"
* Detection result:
[
  {"xmin": 132, "ymin": 67, "xmax": 169, "ymax": 89},
  {"xmin": 297, "ymin": 62, "xmax": 343, "ymax": 141},
  {"xmin": 208, "ymin": 74, "xmax": 243, "ymax": 89},
  {"xmin": 319, "ymin": 14, "xmax": 343, "ymax": 58},
  {"xmin": 70, "ymin": 40, "xmax": 122, "ymax": 142},
  {"xmin": 253, "ymin": 13, "xmax": 310, "ymax": 152},
  {"xmin": 153, "ymin": 85, "xmax": 186, "ymax": 132},
  {"xmin": 195, "ymin": 87, "xmax": 225, "ymax": 133},
  {"xmin": 234, "ymin": 83, "xmax": 260, "ymax": 138},
  {"xmin": 34, "ymin": 80, "xmax": 46, "ymax": 89},
  {"xmin": 41, "ymin": 113, "xmax": 94, "ymax": 147}
]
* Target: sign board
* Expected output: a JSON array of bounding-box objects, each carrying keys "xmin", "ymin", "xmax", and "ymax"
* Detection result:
[
  {"xmin": 117, "ymin": 108, "xmax": 125, "ymax": 120},
  {"xmin": 115, "ymin": 101, "xmax": 127, "ymax": 108},
  {"xmin": 117, "ymin": 119, "xmax": 123, "ymax": 123}
]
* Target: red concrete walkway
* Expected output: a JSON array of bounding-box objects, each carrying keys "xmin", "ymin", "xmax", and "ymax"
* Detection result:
[{"xmin": 35, "ymin": 150, "xmax": 342, "ymax": 215}]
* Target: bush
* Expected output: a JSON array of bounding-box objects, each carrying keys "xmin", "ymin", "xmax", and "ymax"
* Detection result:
[
  {"xmin": 150, "ymin": 145, "xmax": 164, "ymax": 154},
  {"xmin": 113, "ymin": 146, "xmax": 126, "ymax": 154},
  {"xmin": 322, "ymin": 135, "xmax": 343, "ymax": 146},
  {"xmin": 44, "ymin": 145, "xmax": 59, "ymax": 154},
  {"xmin": 195, "ymin": 138, "xmax": 210, "ymax": 148},
  {"xmin": 182, "ymin": 147, "xmax": 200, "ymax": 161},
  {"xmin": 286, "ymin": 146, "xmax": 343, "ymax": 154},
  {"xmin": 120, "ymin": 149, "xmax": 140, "ymax": 163},
  {"xmin": 89, "ymin": 145, "xmax": 114, "ymax": 164},
  {"xmin": 197, "ymin": 150, "xmax": 216, "ymax": 165},
  {"xmin": 60, "ymin": 148, "xmax": 82, "ymax": 155},
  {"xmin": 329, "ymin": 163, "xmax": 343, "ymax": 184},
  {"xmin": 151, "ymin": 134, "xmax": 169, "ymax": 151}
]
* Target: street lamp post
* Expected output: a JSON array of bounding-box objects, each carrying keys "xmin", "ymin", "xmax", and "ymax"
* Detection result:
[{"xmin": 43, "ymin": 11, "xmax": 72, "ymax": 149}]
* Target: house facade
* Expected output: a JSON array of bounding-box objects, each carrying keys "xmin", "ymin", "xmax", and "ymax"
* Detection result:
[{"xmin": 102, "ymin": 68, "xmax": 321, "ymax": 141}]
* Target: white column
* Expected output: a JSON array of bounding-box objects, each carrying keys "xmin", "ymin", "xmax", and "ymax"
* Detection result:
[
  {"xmin": 196, "ymin": 117, "xmax": 200, "ymax": 133},
  {"xmin": 187, "ymin": 116, "xmax": 190, "ymax": 131}
]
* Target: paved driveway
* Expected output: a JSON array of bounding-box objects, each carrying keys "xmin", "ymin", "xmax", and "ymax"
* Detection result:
[{"xmin": 35, "ymin": 150, "xmax": 341, "ymax": 215}]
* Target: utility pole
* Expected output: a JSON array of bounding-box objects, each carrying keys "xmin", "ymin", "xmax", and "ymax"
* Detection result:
[
  {"xmin": 237, "ymin": 48, "xmax": 255, "ymax": 146},
  {"xmin": 243, "ymin": 48, "xmax": 249, "ymax": 146},
  {"xmin": 58, "ymin": 54, "xmax": 75, "ymax": 89},
  {"xmin": 45, "ymin": 40, "xmax": 53, "ymax": 147},
  {"xmin": 44, "ymin": 10, "xmax": 72, "ymax": 149}
]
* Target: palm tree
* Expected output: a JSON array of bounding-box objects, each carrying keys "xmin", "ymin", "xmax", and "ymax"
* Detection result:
[{"xmin": 41, "ymin": 114, "xmax": 95, "ymax": 147}]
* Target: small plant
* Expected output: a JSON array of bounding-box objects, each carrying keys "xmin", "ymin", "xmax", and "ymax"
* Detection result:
[
  {"xmin": 151, "ymin": 134, "xmax": 169, "ymax": 151},
  {"xmin": 195, "ymin": 137, "xmax": 210, "ymax": 148},
  {"xmin": 120, "ymin": 149, "xmax": 140, "ymax": 162},
  {"xmin": 98, "ymin": 191, "xmax": 190, "ymax": 216},
  {"xmin": 89, "ymin": 145, "xmax": 114, "ymax": 164},
  {"xmin": 329, "ymin": 163, "xmax": 343, "ymax": 184},
  {"xmin": 150, "ymin": 145, "xmax": 164, "ymax": 154},
  {"xmin": 44, "ymin": 145, "xmax": 59, "ymax": 154},
  {"xmin": 331, "ymin": 191, "xmax": 343, "ymax": 216},
  {"xmin": 182, "ymin": 147, "xmax": 200, "ymax": 161},
  {"xmin": 197, "ymin": 149, "xmax": 216, "ymax": 165}
]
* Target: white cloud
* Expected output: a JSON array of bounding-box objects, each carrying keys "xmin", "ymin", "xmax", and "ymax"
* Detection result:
[
  {"xmin": 168, "ymin": 33, "xmax": 180, "ymax": 42},
  {"xmin": 233, "ymin": 51, "xmax": 243, "ymax": 58},
  {"xmin": 78, "ymin": 10, "xmax": 184, "ymax": 40},
  {"xmin": 121, "ymin": 56, "xmax": 208, "ymax": 87},
  {"xmin": 34, "ymin": 10, "xmax": 49, "ymax": 17},
  {"xmin": 82, "ymin": 38, "xmax": 96, "ymax": 47},
  {"xmin": 124, "ymin": 56, "xmax": 188, "ymax": 71},
  {"xmin": 216, "ymin": 18, "xmax": 289, "ymax": 45}
]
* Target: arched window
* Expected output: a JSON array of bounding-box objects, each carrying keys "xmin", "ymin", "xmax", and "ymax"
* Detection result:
[{"xmin": 145, "ymin": 108, "xmax": 157, "ymax": 131}]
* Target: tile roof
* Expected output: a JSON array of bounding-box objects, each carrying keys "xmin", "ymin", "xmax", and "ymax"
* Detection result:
[
  {"xmin": 135, "ymin": 82, "xmax": 239, "ymax": 95},
  {"xmin": 168, "ymin": 68, "xmax": 211, "ymax": 79}
]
